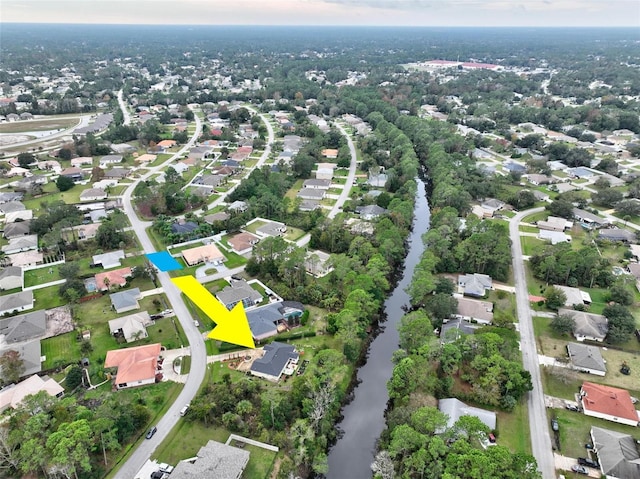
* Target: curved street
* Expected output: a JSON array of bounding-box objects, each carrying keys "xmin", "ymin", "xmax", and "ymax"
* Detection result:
[{"xmin": 509, "ymin": 206, "xmax": 555, "ymax": 479}]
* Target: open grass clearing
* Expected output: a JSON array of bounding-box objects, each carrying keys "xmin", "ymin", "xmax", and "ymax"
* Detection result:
[
  {"xmin": 0, "ymin": 117, "xmax": 79, "ymax": 133},
  {"xmin": 496, "ymin": 401, "xmax": 531, "ymax": 454},
  {"xmin": 521, "ymin": 236, "xmax": 545, "ymax": 256}
]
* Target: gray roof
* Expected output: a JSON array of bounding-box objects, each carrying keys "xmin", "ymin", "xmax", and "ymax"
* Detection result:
[
  {"xmin": 438, "ymin": 398, "xmax": 496, "ymax": 431},
  {"xmin": 204, "ymin": 212, "xmax": 230, "ymax": 224},
  {"xmin": 0, "ymin": 193, "xmax": 24, "ymax": 204},
  {"xmin": 0, "ymin": 310, "xmax": 46, "ymax": 343},
  {"xmin": 3, "ymin": 221, "xmax": 31, "ymax": 238},
  {"xmin": 303, "ymin": 179, "xmax": 331, "ymax": 188},
  {"xmin": 591, "ymin": 426, "xmax": 640, "ymax": 478},
  {"xmin": 0, "ymin": 266, "xmax": 22, "ymax": 282},
  {"xmin": 109, "ymin": 288, "xmax": 141, "ymax": 311},
  {"xmin": 573, "ymin": 208, "xmax": 609, "ymax": 226},
  {"xmin": 559, "ymin": 308, "xmax": 608, "ymax": 341},
  {"xmin": 170, "ymin": 440, "xmax": 250, "ymax": 479},
  {"xmin": 171, "ymin": 221, "xmax": 198, "ymax": 234},
  {"xmin": 93, "ymin": 250, "xmax": 125, "ymax": 268},
  {"xmin": 299, "ymin": 200, "xmax": 321, "ymax": 211},
  {"xmin": 100, "ymin": 155, "xmax": 123, "ymax": 163},
  {"xmin": 356, "ymin": 205, "xmax": 387, "ymax": 218},
  {"xmin": 598, "ymin": 228, "xmax": 636, "ymax": 242},
  {"xmin": 567, "ymin": 342, "xmax": 607, "ymax": 373},
  {"xmin": 216, "ymin": 281, "xmax": 262, "ymax": 307},
  {"xmin": 440, "ymin": 319, "xmax": 479, "ymax": 344},
  {"xmin": 297, "ymin": 188, "xmax": 325, "ymax": 199},
  {"xmin": 0, "ymin": 291, "xmax": 33, "ymax": 313},
  {"xmin": 3, "ymin": 340, "xmax": 41, "ymax": 376},
  {"xmin": 251, "ymin": 342, "xmax": 298, "ymax": 379},
  {"xmin": 246, "ymin": 303, "xmax": 282, "ymax": 340},
  {"xmin": 256, "ymin": 222, "xmax": 285, "ymax": 237},
  {"xmin": 2, "ymin": 234, "xmax": 37, "ymax": 253},
  {"xmin": 103, "ymin": 167, "xmax": 130, "ymax": 178},
  {"xmin": 0, "ymin": 202, "xmax": 26, "ymax": 214},
  {"xmin": 459, "ymin": 273, "xmax": 492, "ymax": 297}
]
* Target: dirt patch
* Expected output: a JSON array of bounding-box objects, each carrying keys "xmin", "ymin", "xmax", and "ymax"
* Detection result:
[
  {"xmin": 227, "ymin": 349, "xmax": 263, "ymax": 372},
  {"xmin": 44, "ymin": 306, "xmax": 74, "ymax": 338}
]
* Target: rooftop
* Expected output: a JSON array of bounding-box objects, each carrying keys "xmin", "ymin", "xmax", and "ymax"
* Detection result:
[
  {"xmin": 581, "ymin": 382, "xmax": 638, "ymax": 424},
  {"xmin": 104, "ymin": 343, "xmax": 161, "ymax": 385}
]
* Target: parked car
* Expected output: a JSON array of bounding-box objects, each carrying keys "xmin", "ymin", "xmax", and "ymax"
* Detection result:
[
  {"xmin": 146, "ymin": 426, "xmax": 157, "ymax": 439},
  {"xmin": 571, "ymin": 465, "xmax": 588, "ymax": 475},
  {"xmin": 565, "ymin": 404, "xmax": 579, "ymax": 412},
  {"xmin": 158, "ymin": 463, "xmax": 174, "ymax": 474},
  {"xmin": 551, "ymin": 418, "xmax": 559, "ymax": 432},
  {"xmin": 578, "ymin": 457, "xmax": 599, "ymax": 468}
]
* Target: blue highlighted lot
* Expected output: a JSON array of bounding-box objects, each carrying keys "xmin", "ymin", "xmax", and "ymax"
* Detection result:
[{"xmin": 145, "ymin": 251, "xmax": 183, "ymax": 272}]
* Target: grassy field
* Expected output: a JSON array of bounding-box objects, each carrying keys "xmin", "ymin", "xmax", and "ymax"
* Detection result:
[
  {"xmin": 521, "ymin": 236, "xmax": 545, "ymax": 256},
  {"xmin": 0, "ymin": 117, "xmax": 79, "ymax": 133},
  {"xmin": 519, "ymin": 225, "xmax": 539, "ymax": 233},
  {"xmin": 41, "ymin": 331, "xmax": 81, "ymax": 369},
  {"xmin": 496, "ymin": 401, "xmax": 531, "ymax": 454},
  {"xmin": 22, "ymin": 182, "xmax": 85, "ymax": 213}
]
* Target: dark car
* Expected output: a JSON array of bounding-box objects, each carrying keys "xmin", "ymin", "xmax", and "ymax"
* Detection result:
[
  {"xmin": 551, "ymin": 418, "xmax": 559, "ymax": 432},
  {"xmin": 571, "ymin": 465, "xmax": 588, "ymax": 475},
  {"xmin": 145, "ymin": 426, "xmax": 157, "ymax": 439},
  {"xmin": 578, "ymin": 457, "xmax": 599, "ymax": 468},
  {"xmin": 565, "ymin": 404, "xmax": 579, "ymax": 412}
]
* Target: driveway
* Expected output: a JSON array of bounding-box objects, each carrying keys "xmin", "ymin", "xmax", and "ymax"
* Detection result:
[{"xmin": 554, "ymin": 454, "xmax": 600, "ymax": 478}]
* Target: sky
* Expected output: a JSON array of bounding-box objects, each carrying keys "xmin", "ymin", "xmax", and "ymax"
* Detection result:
[{"xmin": 2, "ymin": 0, "xmax": 639, "ymax": 27}]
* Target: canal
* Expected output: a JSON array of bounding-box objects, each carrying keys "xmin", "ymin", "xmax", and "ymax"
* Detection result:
[{"xmin": 327, "ymin": 178, "xmax": 430, "ymax": 478}]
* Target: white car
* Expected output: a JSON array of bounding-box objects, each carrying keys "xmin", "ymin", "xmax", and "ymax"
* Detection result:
[
  {"xmin": 158, "ymin": 463, "xmax": 174, "ymax": 474},
  {"xmin": 162, "ymin": 309, "xmax": 174, "ymax": 316}
]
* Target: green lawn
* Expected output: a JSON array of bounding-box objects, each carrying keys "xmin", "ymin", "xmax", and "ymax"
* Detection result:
[
  {"xmin": 0, "ymin": 116, "xmax": 79, "ymax": 133},
  {"xmin": 496, "ymin": 401, "xmax": 531, "ymax": 454},
  {"xmin": 521, "ymin": 236, "xmax": 545, "ymax": 256},
  {"xmin": 23, "ymin": 182, "xmax": 85, "ymax": 213},
  {"xmin": 41, "ymin": 331, "xmax": 81, "ymax": 369},
  {"xmin": 33, "ymin": 284, "xmax": 67, "ymax": 309},
  {"xmin": 519, "ymin": 225, "xmax": 539, "ymax": 233}
]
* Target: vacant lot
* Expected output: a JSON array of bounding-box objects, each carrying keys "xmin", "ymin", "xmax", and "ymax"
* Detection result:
[{"xmin": 0, "ymin": 117, "xmax": 79, "ymax": 134}]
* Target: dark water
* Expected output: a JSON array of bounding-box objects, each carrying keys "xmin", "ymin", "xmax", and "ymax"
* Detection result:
[{"xmin": 327, "ymin": 179, "xmax": 430, "ymax": 478}]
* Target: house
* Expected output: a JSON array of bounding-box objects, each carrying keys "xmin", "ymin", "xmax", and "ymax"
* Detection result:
[
  {"xmin": 316, "ymin": 163, "xmax": 336, "ymax": 181},
  {"xmin": 598, "ymin": 228, "xmax": 636, "ymax": 243},
  {"xmin": 453, "ymin": 297, "xmax": 494, "ymax": 324},
  {"xmin": 227, "ymin": 232, "xmax": 260, "ymax": 255},
  {"xmin": 0, "ymin": 291, "xmax": 34, "ymax": 315},
  {"xmin": 171, "ymin": 221, "xmax": 198, "ymax": 235},
  {"xmin": 438, "ymin": 398, "xmax": 497, "ymax": 432},
  {"xmin": 0, "ymin": 266, "xmax": 23, "ymax": 290},
  {"xmin": 504, "ymin": 162, "xmax": 526, "ymax": 173},
  {"xmin": 59, "ymin": 167, "xmax": 84, "ymax": 182},
  {"xmin": 5, "ymin": 210, "xmax": 33, "ymax": 223},
  {"xmin": 440, "ymin": 318, "xmax": 480, "ymax": 344},
  {"xmin": 228, "ymin": 200, "xmax": 248, "ymax": 213},
  {"xmin": 216, "ymin": 280, "xmax": 262, "ymax": 310},
  {"xmin": 197, "ymin": 174, "xmax": 225, "ymax": 188},
  {"xmin": 181, "ymin": 244, "xmax": 225, "ymax": 266},
  {"xmin": 104, "ymin": 343, "xmax": 161, "ymax": 389},
  {"xmin": 559, "ymin": 308, "xmax": 609, "ymax": 342},
  {"xmin": 157, "ymin": 139, "xmax": 176, "ymax": 149},
  {"xmin": 322, "ymin": 149, "xmax": 338, "ymax": 159},
  {"xmin": 169, "ymin": 440, "xmax": 250, "ymax": 479},
  {"xmin": 0, "ymin": 201, "xmax": 26, "ymax": 215},
  {"xmin": 93, "ymin": 250, "xmax": 125, "ymax": 269},
  {"xmin": 8, "ymin": 251, "xmax": 43, "ymax": 268},
  {"xmin": 2, "ymin": 340, "xmax": 41, "ymax": 376},
  {"xmin": 0, "ymin": 374, "xmax": 64, "ymax": 412},
  {"xmin": 304, "ymin": 250, "xmax": 333, "ymax": 277},
  {"xmin": 580, "ymin": 382, "xmax": 638, "ymax": 427},
  {"xmin": 537, "ymin": 216, "xmax": 572, "ymax": 232},
  {"xmin": 568, "ymin": 167, "xmax": 594, "ymax": 179},
  {"xmin": 526, "ymin": 174, "xmax": 556, "ymax": 185},
  {"xmin": 367, "ymin": 173, "xmax": 388, "ymax": 188},
  {"xmin": 356, "ymin": 205, "xmax": 387, "ymax": 220},
  {"xmin": 3, "ymin": 221, "xmax": 31, "ymax": 239},
  {"xmin": 87, "ymin": 209, "xmax": 108, "ymax": 223},
  {"xmin": 99, "ymin": 155, "xmax": 123, "ymax": 167},
  {"xmin": 2, "ymin": 234, "xmax": 37, "ymax": 254},
  {"xmin": 538, "ymin": 230, "xmax": 571, "ymax": 245},
  {"xmin": 532, "ymin": 190, "xmax": 550, "ymax": 202},
  {"xmin": 204, "ymin": 212, "xmax": 230, "ymax": 224},
  {"xmin": 108, "ymin": 311, "xmax": 152, "ymax": 342},
  {"xmin": 303, "ymin": 179, "xmax": 331, "ymax": 190},
  {"xmin": 103, "ymin": 168, "xmax": 130, "ymax": 180},
  {"xmin": 250, "ymin": 342, "xmax": 299, "ymax": 381},
  {"xmin": 590, "ymin": 427, "xmax": 640, "ymax": 479},
  {"xmin": 458, "ymin": 273, "xmax": 492, "ymax": 298},
  {"xmin": 95, "ymin": 267, "xmax": 133, "ymax": 291},
  {"xmin": 554, "ymin": 285, "xmax": 592, "ymax": 306},
  {"xmin": 246, "ymin": 303, "xmax": 284, "ymax": 342},
  {"xmin": 573, "ymin": 208, "xmax": 610, "ymax": 228},
  {"xmin": 64, "ymin": 223, "xmax": 100, "ymax": 241},
  {"xmin": 0, "ymin": 193, "xmax": 23, "ymax": 204},
  {"xmin": 299, "ymin": 200, "xmax": 321, "ymax": 212},
  {"xmin": 480, "ymin": 198, "xmax": 505, "ymax": 215},
  {"xmin": 567, "ymin": 342, "xmax": 607, "ymax": 376},
  {"xmin": 256, "ymin": 221, "xmax": 287, "ymax": 238},
  {"xmin": 297, "ymin": 188, "xmax": 326, "ymax": 201},
  {"xmin": 135, "ymin": 153, "xmax": 157, "ymax": 164},
  {"xmin": 0, "ymin": 310, "xmax": 46, "ymax": 344},
  {"xmin": 79, "ymin": 188, "xmax": 107, "ymax": 202},
  {"xmin": 109, "ymin": 288, "xmax": 141, "ymax": 314},
  {"xmin": 188, "ymin": 146, "xmax": 214, "ymax": 160},
  {"xmin": 71, "ymin": 157, "xmax": 94, "ymax": 167}
]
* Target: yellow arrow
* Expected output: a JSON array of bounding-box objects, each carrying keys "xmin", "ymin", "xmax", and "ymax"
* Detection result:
[{"xmin": 171, "ymin": 275, "xmax": 256, "ymax": 349}]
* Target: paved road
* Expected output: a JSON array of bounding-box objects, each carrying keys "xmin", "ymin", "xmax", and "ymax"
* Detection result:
[
  {"xmin": 117, "ymin": 89, "xmax": 132, "ymax": 126},
  {"xmin": 328, "ymin": 122, "xmax": 358, "ymax": 219},
  {"xmin": 115, "ymin": 107, "xmax": 205, "ymax": 479},
  {"xmin": 509, "ymin": 207, "xmax": 556, "ymax": 479}
]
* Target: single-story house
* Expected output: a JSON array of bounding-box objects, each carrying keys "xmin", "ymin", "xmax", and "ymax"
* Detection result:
[
  {"xmin": 8, "ymin": 251, "xmax": 43, "ymax": 268},
  {"xmin": 246, "ymin": 303, "xmax": 283, "ymax": 342},
  {"xmin": 0, "ymin": 266, "xmax": 23, "ymax": 290},
  {"xmin": 104, "ymin": 343, "xmax": 161, "ymax": 389},
  {"xmin": 297, "ymin": 188, "xmax": 326, "ymax": 201},
  {"xmin": 103, "ymin": 168, "xmax": 130, "ymax": 179},
  {"xmin": 0, "ymin": 201, "xmax": 26, "ymax": 215},
  {"xmin": 356, "ymin": 205, "xmax": 387, "ymax": 221},
  {"xmin": 4, "ymin": 210, "xmax": 33, "ymax": 223},
  {"xmin": 598, "ymin": 228, "xmax": 636, "ymax": 243},
  {"xmin": 591, "ymin": 426, "xmax": 640, "ymax": 479},
  {"xmin": 438, "ymin": 398, "xmax": 497, "ymax": 432},
  {"xmin": 169, "ymin": 440, "xmax": 250, "ymax": 479},
  {"xmin": 0, "ymin": 290, "xmax": 34, "ymax": 315},
  {"xmin": 573, "ymin": 208, "xmax": 610, "ymax": 228},
  {"xmin": 99, "ymin": 155, "xmax": 123, "ymax": 167},
  {"xmin": 0, "ymin": 193, "xmax": 24, "ymax": 204},
  {"xmin": 322, "ymin": 148, "xmax": 338, "ymax": 159},
  {"xmin": 59, "ymin": 167, "xmax": 84, "ymax": 182},
  {"xmin": 0, "ymin": 374, "xmax": 64, "ymax": 412},
  {"xmin": 79, "ymin": 188, "xmax": 107, "ymax": 202},
  {"xmin": 93, "ymin": 250, "xmax": 125, "ymax": 269},
  {"xmin": 458, "ymin": 273, "xmax": 492, "ymax": 298},
  {"xmin": 367, "ymin": 173, "xmax": 388, "ymax": 188},
  {"xmin": 64, "ymin": 223, "xmax": 101, "ymax": 241},
  {"xmin": 304, "ymin": 250, "xmax": 333, "ymax": 277},
  {"xmin": 567, "ymin": 342, "xmax": 607, "ymax": 376},
  {"xmin": 440, "ymin": 318, "xmax": 480, "ymax": 344},
  {"xmin": 554, "ymin": 285, "xmax": 592, "ymax": 306},
  {"xmin": 532, "ymin": 190, "xmax": 550, "ymax": 202},
  {"xmin": 188, "ymin": 146, "xmax": 214, "ymax": 160},
  {"xmin": 204, "ymin": 212, "xmax": 230, "ymax": 224},
  {"xmin": 250, "ymin": 342, "xmax": 299, "ymax": 381},
  {"xmin": 302, "ymin": 179, "xmax": 331, "ymax": 190},
  {"xmin": 526, "ymin": 174, "xmax": 556, "ymax": 185},
  {"xmin": 171, "ymin": 221, "xmax": 198, "ymax": 235},
  {"xmin": 580, "ymin": 382, "xmax": 638, "ymax": 427},
  {"xmin": 87, "ymin": 209, "xmax": 108, "ymax": 223},
  {"xmin": 157, "ymin": 139, "xmax": 176, "ymax": 149},
  {"xmin": 2, "ymin": 340, "xmax": 42, "ymax": 376},
  {"xmin": 109, "ymin": 288, "xmax": 141, "ymax": 314},
  {"xmin": 537, "ymin": 216, "xmax": 572, "ymax": 232},
  {"xmin": 135, "ymin": 154, "xmax": 156, "ymax": 164},
  {"xmin": 2, "ymin": 234, "xmax": 37, "ymax": 254},
  {"xmin": 538, "ymin": 230, "xmax": 571, "ymax": 245},
  {"xmin": 70, "ymin": 157, "xmax": 94, "ymax": 167},
  {"xmin": 227, "ymin": 232, "xmax": 260, "ymax": 255},
  {"xmin": 181, "ymin": 244, "xmax": 225, "ymax": 266},
  {"xmin": 95, "ymin": 267, "xmax": 133, "ymax": 291},
  {"xmin": 256, "ymin": 221, "xmax": 287, "ymax": 238},
  {"xmin": 558, "ymin": 308, "xmax": 608, "ymax": 342},
  {"xmin": 228, "ymin": 200, "xmax": 248, "ymax": 213},
  {"xmin": 299, "ymin": 200, "xmax": 321, "ymax": 212},
  {"xmin": 453, "ymin": 297, "xmax": 494, "ymax": 324},
  {"xmin": 316, "ymin": 163, "xmax": 336, "ymax": 181},
  {"xmin": 216, "ymin": 280, "xmax": 262, "ymax": 310},
  {"xmin": 0, "ymin": 310, "xmax": 46, "ymax": 343},
  {"xmin": 197, "ymin": 174, "xmax": 225, "ymax": 188},
  {"xmin": 108, "ymin": 311, "xmax": 152, "ymax": 342},
  {"xmin": 3, "ymin": 221, "xmax": 31, "ymax": 239}
]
